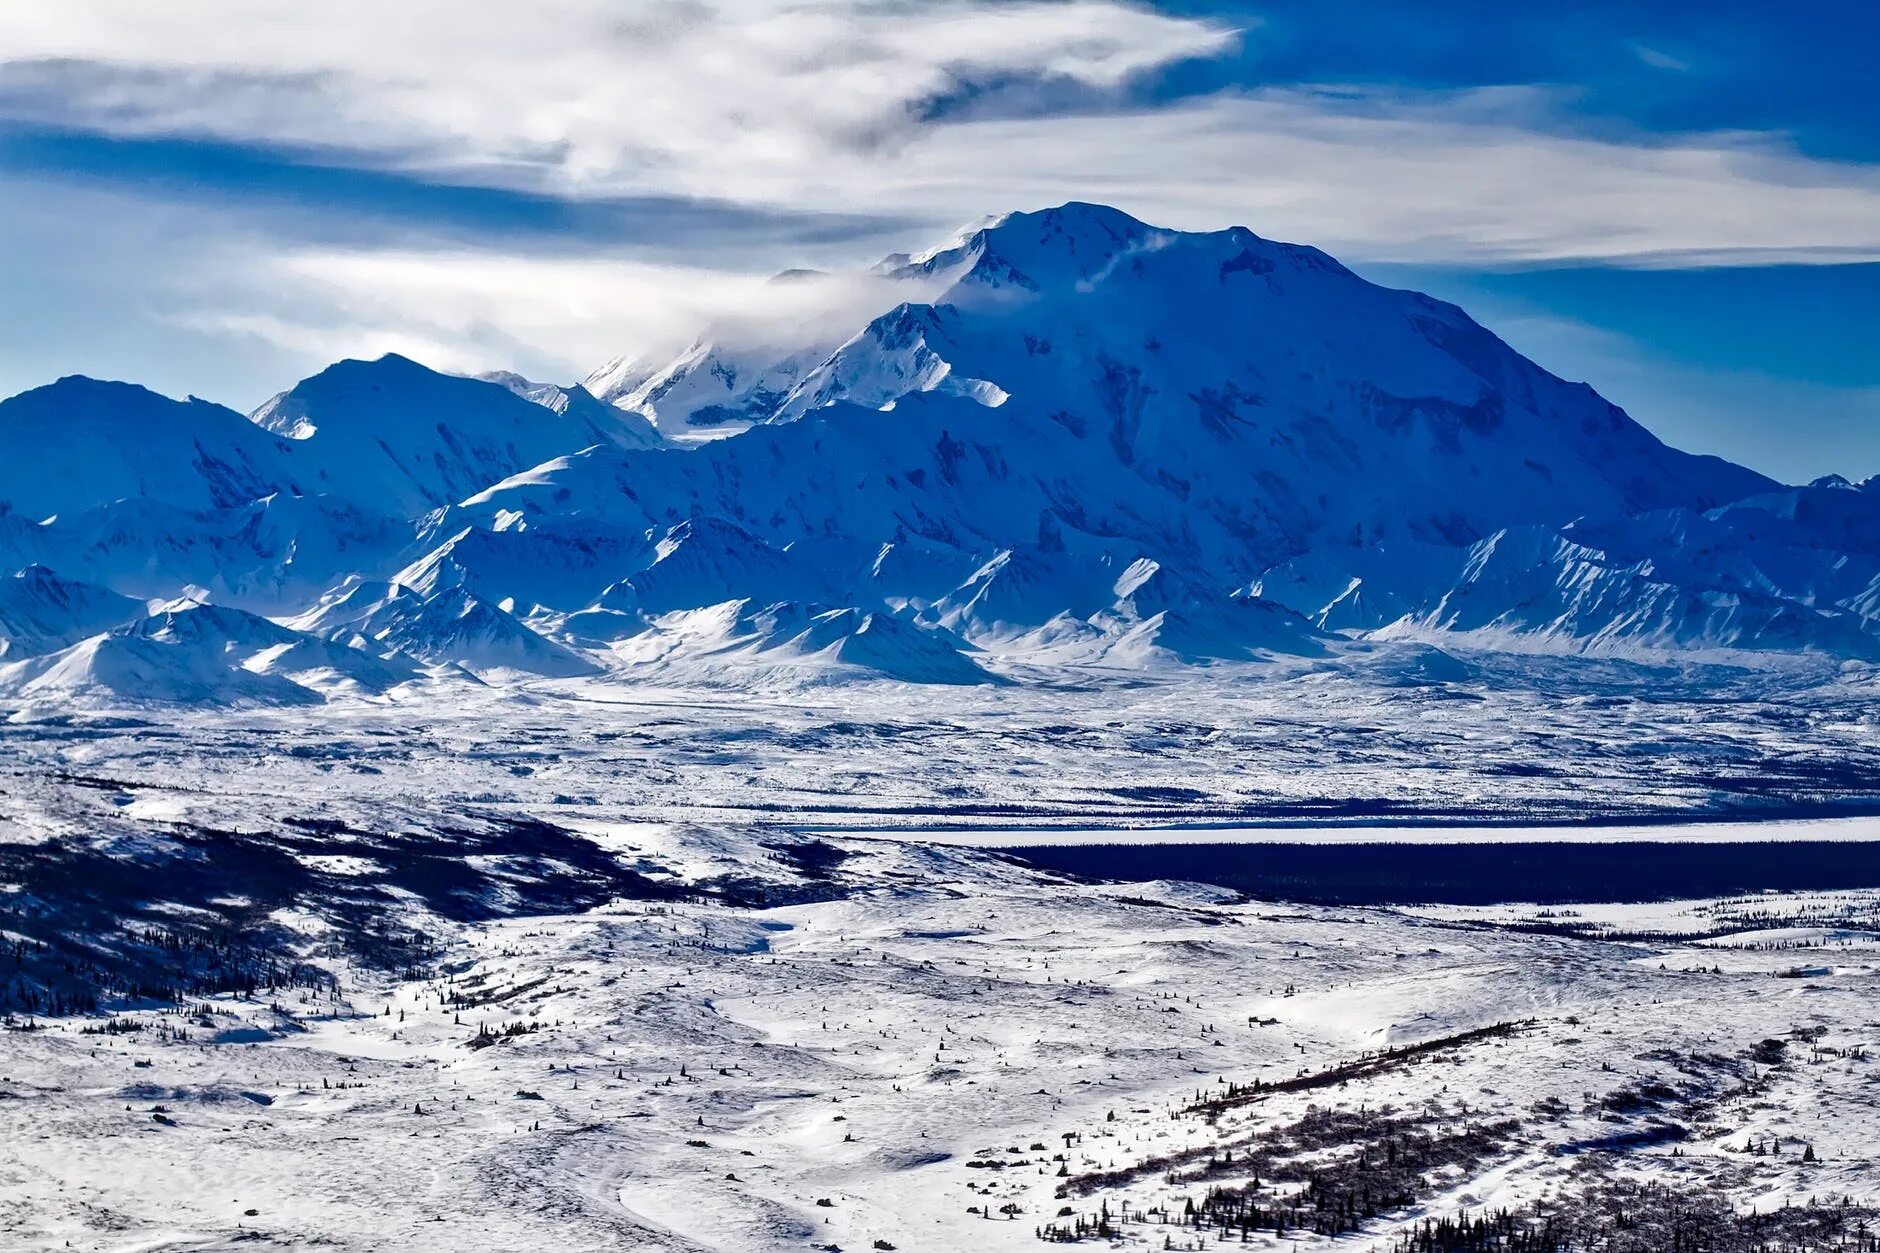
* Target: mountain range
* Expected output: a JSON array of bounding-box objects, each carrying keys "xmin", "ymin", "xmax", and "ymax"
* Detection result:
[{"xmin": 3, "ymin": 201, "xmax": 1877, "ymax": 707}]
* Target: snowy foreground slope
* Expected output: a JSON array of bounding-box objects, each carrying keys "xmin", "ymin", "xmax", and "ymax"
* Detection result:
[
  {"xmin": 8, "ymin": 846, "xmax": 1879, "ymax": 1252},
  {"xmin": 4, "ymin": 676, "xmax": 1880, "ymax": 1250},
  {"xmin": 6, "ymin": 204, "xmax": 1880, "ymax": 707}
]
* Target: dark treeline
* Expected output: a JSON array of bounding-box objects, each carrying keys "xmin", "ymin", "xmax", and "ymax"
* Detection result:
[
  {"xmin": 1391, "ymin": 1179, "xmax": 1880, "ymax": 1253},
  {"xmin": 1187, "ymin": 1021, "xmax": 1531, "ymax": 1119},
  {"xmin": 0, "ymin": 814, "xmax": 686, "ymax": 1019},
  {"xmin": 0, "ymin": 815, "xmax": 859, "ymax": 1022}
]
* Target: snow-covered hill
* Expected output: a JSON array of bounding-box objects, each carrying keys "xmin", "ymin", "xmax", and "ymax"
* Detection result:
[
  {"xmin": 0, "ymin": 566, "xmax": 143, "ymax": 658},
  {"xmin": 298, "ymin": 579, "xmax": 598, "ymax": 679},
  {"xmin": 2, "ymin": 203, "xmax": 1871, "ymax": 702},
  {"xmin": 15, "ymin": 593, "xmax": 460, "ymax": 706}
]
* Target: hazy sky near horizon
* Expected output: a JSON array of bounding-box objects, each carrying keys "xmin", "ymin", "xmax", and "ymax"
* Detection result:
[{"xmin": 0, "ymin": 1, "xmax": 1874, "ymax": 482}]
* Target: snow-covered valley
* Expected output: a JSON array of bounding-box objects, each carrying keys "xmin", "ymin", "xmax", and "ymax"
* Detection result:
[{"xmin": 4, "ymin": 667, "xmax": 1880, "ymax": 1250}]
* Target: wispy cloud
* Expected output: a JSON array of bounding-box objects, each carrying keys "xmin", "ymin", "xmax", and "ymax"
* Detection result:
[
  {"xmin": 1628, "ymin": 42, "xmax": 1694, "ymax": 74},
  {"xmin": 0, "ymin": 1, "xmax": 1237, "ymax": 195},
  {"xmin": 176, "ymin": 244, "xmax": 946, "ymax": 384},
  {"xmin": 139, "ymin": 81, "xmax": 1880, "ymax": 395},
  {"xmin": 871, "ymin": 88, "xmax": 1880, "ymax": 267},
  {"xmin": 4, "ymin": 5, "xmax": 1877, "ymax": 269}
]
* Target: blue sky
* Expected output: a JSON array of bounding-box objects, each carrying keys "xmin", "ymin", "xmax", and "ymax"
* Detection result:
[{"xmin": 0, "ymin": 1, "xmax": 1875, "ymax": 482}]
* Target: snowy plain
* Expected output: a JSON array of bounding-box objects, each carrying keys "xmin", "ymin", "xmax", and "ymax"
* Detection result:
[{"xmin": 4, "ymin": 655, "xmax": 1880, "ymax": 1251}]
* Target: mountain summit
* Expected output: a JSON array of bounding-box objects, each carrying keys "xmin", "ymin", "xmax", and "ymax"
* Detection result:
[
  {"xmin": 460, "ymin": 203, "xmax": 1808, "ymax": 656},
  {"xmin": 578, "ymin": 202, "xmax": 1771, "ymax": 564}
]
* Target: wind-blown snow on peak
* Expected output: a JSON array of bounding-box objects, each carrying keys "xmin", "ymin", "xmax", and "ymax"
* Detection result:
[
  {"xmin": 772, "ymin": 304, "xmax": 1010, "ymax": 421},
  {"xmin": 951, "ymin": 202, "xmax": 1165, "ymax": 292},
  {"xmin": 478, "ymin": 370, "xmax": 661, "ymax": 449},
  {"xmin": 587, "ymin": 339, "xmax": 838, "ymax": 442}
]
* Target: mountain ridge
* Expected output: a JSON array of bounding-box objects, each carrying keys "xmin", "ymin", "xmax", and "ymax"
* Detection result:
[{"xmin": 1, "ymin": 202, "xmax": 1871, "ymax": 704}]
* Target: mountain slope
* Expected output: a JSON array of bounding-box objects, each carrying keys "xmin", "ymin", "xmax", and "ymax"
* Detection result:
[
  {"xmin": 478, "ymin": 371, "xmax": 662, "ymax": 449},
  {"xmin": 0, "ymin": 377, "xmax": 297, "ymax": 520},
  {"xmin": 304, "ymin": 581, "xmax": 600, "ymax": 678},
  {"xmin": 0, "ymin": 599, "xmax": 421, "ymax": 708},
  {"xmin": 1256, "ymin": 479, "xmax": 1880, "ymax": 655},
  {"xmin": 465, "ymin": 204, "xmax": 1773, "ymax": 602},
  {"xmin": 10, "ymin": 493, "xmax": 417, "ymax": 613},
  {"xmin": 0, "ymin": 631, "xmax": 322, "ymax": 708},
  {"xmin": 779, "ymin": 203, "xmax": 1769, "ymax": 550},
  {"xmin": 0, "ymin": 566, "xmax": 144, "ymax": 657},
  {"xmin": 251, "ymin": 354, "xmax": 639, "ymax": 515}
]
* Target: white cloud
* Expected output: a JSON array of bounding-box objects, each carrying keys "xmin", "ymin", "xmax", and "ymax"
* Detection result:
[
  {"xmin": 177, "ymin": 245, "xmax": 944, "ymax": 384},
  {"xmin": 773, "ymin": 88, "xmax": 1880, "ymax": 268},
  {"xmin": 5, "ymin": 1, "xmax": 1880, "ymax": 410},
  {"xmin": 5, "ymin": 5, "xmax": 1879, "ymax": 269},
  {"xmin": 0, "ymin": 1, "xmax": 1236, "ymax": 193},
  {"xmin": 1628, "ymin": 42, "xmax": 1693, "ymax": 74},
  {"xmin": 138, "ymin": 78, "xmax": 1880, "ymax": 396}
]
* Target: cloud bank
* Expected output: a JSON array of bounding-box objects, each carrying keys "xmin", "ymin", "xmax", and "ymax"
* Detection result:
[
  {"xmin": 7, "ymin": 1, "xmax": 1880, "ymax": 268},
  {"xmin": 2, "ymin": 1, "xmax": 1879, "ymax": 415}
]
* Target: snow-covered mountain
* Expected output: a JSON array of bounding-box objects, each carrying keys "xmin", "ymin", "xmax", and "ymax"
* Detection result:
[
  {"xmin": 294, "ymin": 580, "xmax": 598, "ymax": 679},
  {"xmin": 0, "ymin": 597, "xmax": 432, "ymax": 708},
  {"xmin": 590, "ymin": 597, "xmax": 999, "ymax": 686},
  {"xmin": 477, "ymin": 370, "xmax": 662, "ymax": 449},
  {"xmin": 585, "ymin": 340, "xmax": 836, "ymax": 443},
  {"xmin": 0, "ymin": 566, "xmax": 144, "ymax": 658},
  {"xmin": 1, "ymin": 203, "xmax": 1871, "ymax": 702},
  {"xmin": 0, "ymin": 377, "xmax": 297, "ymax": 520},
  {"xmin": 1256, "ymin": 479, "xmax": 1880, "ymax": 656},
  {"xmin": 249, "ymin": 354, "xmax": 651, "ymax": 515}
]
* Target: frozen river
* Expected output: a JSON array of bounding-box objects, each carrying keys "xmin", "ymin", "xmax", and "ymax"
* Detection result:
[{"xmin": 841, "ymin": 817, "xmax": 1880, "ymax": 903}]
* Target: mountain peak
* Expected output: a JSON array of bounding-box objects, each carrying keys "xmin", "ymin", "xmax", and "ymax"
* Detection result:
[
  {"xmin": 249, "ymin": 353, "xmax": 452, "ymax": 437},
  {"xmin": 994, "ymin": 201, "xmax": 1155, "ymax": 238},
  {"xmin": 244, "ymin": 352, "xmax": 647, "ymax": 514},
  {"xmin": 891, "ymin": 202, "xmax": 1346, "ymax": 305},
  {"xmin": 881, "ymin": 202, "xmax": 1153, "ymax": 288},
  {"xmin": 928, "ymin": 202, "xmax": 1164, "ymax": 293},
  {"xmin": 0, "ymin": 375, "xmax": 284, "ymax": 520},
  {"xmin": 293, "ymin": 351, "xmax": 432, "ymax": 389},
  {"xmin": 24, "ymin": 374, "xmax": 207, "ymax": 413}
]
